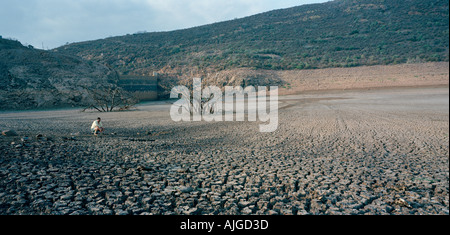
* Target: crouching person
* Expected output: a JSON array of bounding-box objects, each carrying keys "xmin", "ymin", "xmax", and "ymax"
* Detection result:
[{"xmin": 91, "ymin": 117, "xmax": 104, "ymax": 135}]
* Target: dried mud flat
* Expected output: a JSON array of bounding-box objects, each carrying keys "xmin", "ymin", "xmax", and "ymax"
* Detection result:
[{"xmin": 0, "ymin": 86, "xmax": 448, "ymax": 215}]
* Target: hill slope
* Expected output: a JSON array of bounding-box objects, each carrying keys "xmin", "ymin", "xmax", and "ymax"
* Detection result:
[
  {"xmin": 0, "ymin": 38, "xmax": 121, "ymax": 110},
  {"xmin": 56, "ymin": 0, "xmax": 449, "ymax": 77}
]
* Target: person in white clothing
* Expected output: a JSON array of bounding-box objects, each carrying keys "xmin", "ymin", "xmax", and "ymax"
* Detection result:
[{"xmin": 91, "ymin": 117, "xmax": 104, "ymax": 135}]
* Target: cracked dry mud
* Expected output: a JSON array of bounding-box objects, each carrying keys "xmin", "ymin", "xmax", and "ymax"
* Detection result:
[{"xmin": 0, "ymin": 86, "xmax": 448, "ymax": 215}]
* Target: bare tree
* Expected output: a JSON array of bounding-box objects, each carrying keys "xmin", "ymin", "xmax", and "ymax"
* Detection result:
[
  {"xmin": 80, "ymin": 84, "xmax": 136, "ymax": 112},
  {"xmin": 170, "ymin": 78, "xmax": 220, "ymax": 116}
]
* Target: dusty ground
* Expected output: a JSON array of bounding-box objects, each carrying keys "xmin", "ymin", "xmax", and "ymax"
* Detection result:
[
  {"xmin": 199, "ymin": 62, "xmax": 449, "ymax": 96},
  {"xmin": 0, "ymin": 86, "xmax": 448, "ymax": 215},
  {"xmin": 278, "ymin": 62, "xmax": 450, "ymax": 94}
]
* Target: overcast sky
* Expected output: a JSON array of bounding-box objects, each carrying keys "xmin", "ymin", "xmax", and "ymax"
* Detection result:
[{"xmin": 1, "ymin": 0, "xmax": 329, "ymax": 49}]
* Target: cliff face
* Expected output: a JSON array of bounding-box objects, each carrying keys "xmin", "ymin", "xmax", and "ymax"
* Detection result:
[{"xmin": 0, "ymin": 38, "xmax": 120, "ymax": 110}]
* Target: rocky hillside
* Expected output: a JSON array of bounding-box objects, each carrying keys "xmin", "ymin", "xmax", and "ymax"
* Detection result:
[
  {"xmin": 0, "ymin": 38, "xmax": 122, "ymax": 110},
  {"xmin": 56, "ymin": 0, "xmax": 448, "ymax": 79}
]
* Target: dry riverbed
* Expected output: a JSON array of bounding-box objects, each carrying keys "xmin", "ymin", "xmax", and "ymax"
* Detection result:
[{"xmin": 0, "ymin": 86, "xmax": 448, "ymax": 215}]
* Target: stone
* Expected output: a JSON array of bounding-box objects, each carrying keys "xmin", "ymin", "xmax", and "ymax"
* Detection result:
[
  {"xmin": 267, "ymin": 210, "xmax": 279, "ymax": 215},
  {"xmin": 241, "ymin": 207, "xmax": 253, "ymax": 215},
  {"xmin": 178, "ymin": 186, "xmax": 194, "ymax": 194},
  {"xmin": 185, "ymin": 207, "xmax": 199, "ymax": 215},
  {"xmin": 2, "ymin": 130, "xmax": 18, "ymax": 136}
]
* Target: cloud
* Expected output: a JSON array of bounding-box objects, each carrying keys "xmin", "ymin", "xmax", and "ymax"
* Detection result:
[{"xmin": 0, "ymin": 0, "xmax": 328, "ymax": 49}]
